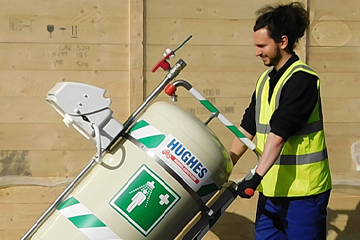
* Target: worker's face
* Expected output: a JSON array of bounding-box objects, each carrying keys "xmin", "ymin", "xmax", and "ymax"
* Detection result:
[{"xmin": 253, "ymin": 28, "xmax": 282, "ymax": 68}]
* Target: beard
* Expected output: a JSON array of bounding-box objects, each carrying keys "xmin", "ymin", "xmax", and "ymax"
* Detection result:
[{"xmin": 263, "ymin": 45, "xmax": 282, "ymax": 67}]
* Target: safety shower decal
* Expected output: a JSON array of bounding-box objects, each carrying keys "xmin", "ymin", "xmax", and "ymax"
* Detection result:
[{"xmin": 109, "ymin": 165, "xmax": 180, "ymax": 236}]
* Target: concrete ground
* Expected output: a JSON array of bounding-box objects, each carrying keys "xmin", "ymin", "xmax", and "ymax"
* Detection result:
[{"xmin": 202, "ymin": 185, "xmax": 360, "ymax": 240}]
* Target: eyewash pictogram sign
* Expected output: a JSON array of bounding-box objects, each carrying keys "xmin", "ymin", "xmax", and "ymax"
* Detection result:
[{"xmin": 109, "ymin": 165, "xmax": 180, "ymax": 236}]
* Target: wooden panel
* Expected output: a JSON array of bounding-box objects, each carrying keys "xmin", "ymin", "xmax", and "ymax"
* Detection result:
[
  {"xmin": 0, "ymin": 70, "xmax": 129, "ymax": 97},
  {"xmin": 129, "ymin": 0, "xmax": 145, "ymax": 112},
  {"xmin": 0, "ymin": 0, "xmax": 129, "ymax": 44},
  {"xmin": 0, "ymin": 0, "xmax": 128, "ymax": 17},
  {"xmin": 0, "ymin": 187, "xmax": 65, "ymax": 239},
  {"xmin": 0, "ymin": 123, "xmax": 94, "ymax": 150},
  {"xmin": 309, "ymin": 0, "xmax": 360, "ymax": 21},
  {"xmin": 0, "ymin": 0, "xmax": 132, "ymax": 191},
  {"xmin": 322, "ymin": 98, "xmax": 360, "ymax": 123},
  {"xmin": 307, "ymin": 0, "xmax": 360, "ymax": 192},
  {"xmin": 0, "ymin": 96, "xmax": 129, "ymax": 123},
  {"xmin": 146, "ymin": 0, "xmax": 305, "ymax": 20},
  {"xmin": 320, "ymin": 73, "xmax": 360, "ymax": 98},
  {"xmin": 308, "ymin": 47, "xmax": 360, "ymax": 73},
  {"xmin": 146, "ymin": 19, "xmax": 254, "ymax": 46},
  {"xmin": 0, "ymin": 186, "xmax": 64, "ymax": 204},
  {"xmin": 324, "ymin": 123, "xmax": 360, "ymax": 179},
  {"xmin": 1, "ymin": 17, "xmax": 128, "ymax": 44},
  {"xmin": 0, "ymin": 43, "xmax": 128, "ymax": 71},
  {"xmin": 0, "ymin": 229, "xmax": 27, "ymax": 240},
  {"xmin": 0, "ymin": 203, "xmax": 51, "ymax": 230},
  {"xmin": 147, "ymin": 17, "xmax": 306, "ymax": 60},
  {"xmin": 27, "ymin": 150, "xmax": 94, "ymax": 178},
  {"xmin": 309, "ymin": 21, "xmax": 359, "ymax": 47}
]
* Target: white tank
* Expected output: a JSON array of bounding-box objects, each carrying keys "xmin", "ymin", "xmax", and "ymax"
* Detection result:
[{"xmin": 31, "ymin": 101, "xmax": 233, "ymax": 240}]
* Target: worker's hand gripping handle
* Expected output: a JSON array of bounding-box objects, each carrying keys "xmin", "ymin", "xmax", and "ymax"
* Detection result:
[{"xmin": 236, "ymin": 172, "xmax": 263, "ymax": 199}]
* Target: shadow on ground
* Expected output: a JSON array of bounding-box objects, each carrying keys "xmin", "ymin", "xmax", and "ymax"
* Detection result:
[{"xmin": 210, "ymin": 212, "xmax": 255, "ymax": 240}]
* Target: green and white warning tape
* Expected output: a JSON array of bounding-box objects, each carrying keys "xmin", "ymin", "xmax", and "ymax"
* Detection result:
[
  {"xmin": 57, "ymin": 196, "xmax": 122, "ymax": 240},
  {"xmin": 188, "ymin": 87, "xmax": 260, "ymax": 154},
  {"xmin": 129, "ymin": 120, "xmax": 166, "ymax": 149}
]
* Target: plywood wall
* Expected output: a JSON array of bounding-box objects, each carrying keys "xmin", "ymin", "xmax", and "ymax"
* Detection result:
[
  {"xmin": 1, "ymin": 0, "xmax": 360, "ymax": 239},
  {"xmin": 308, "ymin": 0, "xmax": 360, "ymax": 182},
  {"xmin": 0, "ymin": 0, "xmax": 132, "ymax": 238},
  {"xmin": 0, "ymin": 0, "xmax": 131, "ymax": 182}
]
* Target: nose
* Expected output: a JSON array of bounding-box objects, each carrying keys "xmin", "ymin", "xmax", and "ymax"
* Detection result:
[{"xmin": 255, "ymin": 47, "xmax": 262, "ymax": 57}]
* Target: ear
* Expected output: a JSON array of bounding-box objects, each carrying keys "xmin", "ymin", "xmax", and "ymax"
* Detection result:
[{"xmin": 279, "ymin": 35, "xmax": 288, "ymax": 50}]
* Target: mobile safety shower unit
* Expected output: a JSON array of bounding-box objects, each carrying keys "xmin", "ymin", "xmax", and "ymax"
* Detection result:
[{"xmin": 21, "ymin": 36, "xmax": 262, "ymax": 240}]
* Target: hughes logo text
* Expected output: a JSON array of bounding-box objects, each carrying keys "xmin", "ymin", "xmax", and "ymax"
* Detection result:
[{"xmin": 166, "ymin": 138, "xmax": 208, "ymax": 179}]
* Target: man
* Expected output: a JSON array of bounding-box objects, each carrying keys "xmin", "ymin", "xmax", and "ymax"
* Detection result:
[{"xmin": 229, "ymin": 2, "xmax": 332, "ymax": 240}]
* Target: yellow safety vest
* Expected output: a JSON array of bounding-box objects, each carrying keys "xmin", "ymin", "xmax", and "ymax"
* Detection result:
[{"xmin": 255, "ymin": 60, "xmax": 332, "ymax": 197}]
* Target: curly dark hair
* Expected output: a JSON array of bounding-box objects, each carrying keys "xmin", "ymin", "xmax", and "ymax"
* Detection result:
[{"xmin": 253, "ymin": 2, "xmax": 309, "ymax": 53}]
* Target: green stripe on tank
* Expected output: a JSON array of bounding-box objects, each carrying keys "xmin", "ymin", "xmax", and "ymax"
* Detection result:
[
  {"xmin": 57, "ymin": 196, "xmax": 80, "ymax": 210},
  {"xmin": 68, "ymin": 214, "xmax": 106, "ymax": 228},
  {"xmin": 130, "ymin": 120, "xmax": 149, "ymax": 132},
  {"xmin": 197, "ymin": 183, "xmax": 218, "ymax": 197},
  {"xmin": 138, "ymin": 135, "xmax": 166, "ymax": 148},
  {"xmin": 199, "ymin": 100, "xmax": 218, "ymax": 113}
]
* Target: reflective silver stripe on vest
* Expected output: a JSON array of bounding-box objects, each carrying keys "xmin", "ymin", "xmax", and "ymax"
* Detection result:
[
  {"xmin": 274, "ymin": 148, "xmax": 328, "ymax": 165},
  {"xmin": 257, "ymin": 120, "xmax": 323, "ymax": 135},
  {"xmin": 255, "ymin": 64, "xmax": 322, "ymax": 135},
  {"xmin": 255, "ymin": 70, "xmax": 271, "ymax": 133}
]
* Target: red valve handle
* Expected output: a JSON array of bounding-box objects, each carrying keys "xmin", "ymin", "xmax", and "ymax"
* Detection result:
[
  {"xmin": 165, "ymin": 84, "xmax": 176, "ymax": 96},
  {"xmin": 151, "ymin": 51, "xmax": 174, "ymax": 72}
]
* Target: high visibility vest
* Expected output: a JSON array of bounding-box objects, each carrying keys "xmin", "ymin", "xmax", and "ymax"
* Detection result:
[{"xmin": 255, "ymin": 60, "xmax": 332, "ymax": 197}]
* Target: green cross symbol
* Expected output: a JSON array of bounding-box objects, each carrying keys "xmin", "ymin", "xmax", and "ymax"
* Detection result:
[{"xmin": 109, "ymin": 165, "xmax": 180, "ymax": 236}]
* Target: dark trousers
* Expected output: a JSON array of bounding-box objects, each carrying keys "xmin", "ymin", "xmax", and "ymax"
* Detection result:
[{"xmin": 255, "ymin": 190, "xmax": 331, "ymax": 240}]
